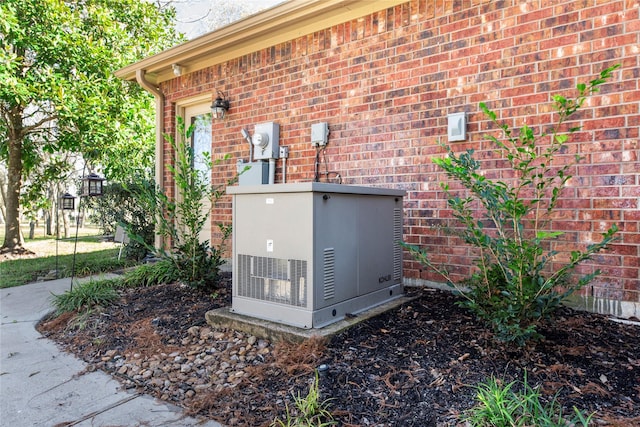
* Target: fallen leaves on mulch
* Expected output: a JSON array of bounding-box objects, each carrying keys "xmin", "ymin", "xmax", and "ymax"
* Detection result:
[{"xmin": 38, "ymin": 276, "xmax": 640, "ymax": 427}]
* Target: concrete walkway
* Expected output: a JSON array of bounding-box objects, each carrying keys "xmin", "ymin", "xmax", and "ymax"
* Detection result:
[{"xmin": 0, "ymin": 276, "xmax": 221, "ymax": 427}]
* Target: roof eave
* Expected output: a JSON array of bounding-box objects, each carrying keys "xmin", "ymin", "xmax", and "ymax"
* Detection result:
[{"xmin": 115, "ymin": 0, "xmax": 407, "ymax": 84}]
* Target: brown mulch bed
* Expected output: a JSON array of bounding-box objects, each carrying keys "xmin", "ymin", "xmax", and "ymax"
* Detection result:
[{"xmin": 38, "ymin": 274, "xmax": 640, "ymax": 426}]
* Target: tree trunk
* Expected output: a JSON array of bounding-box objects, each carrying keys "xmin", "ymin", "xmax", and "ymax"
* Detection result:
[
  {"xmin": 0, "ymin": 167, "xmax": 8, "ymax": 225},
  {"xmin": 63, "ymin": 209, "xmax": 70, "ymax": 239},
  {"xmin": 2, "ymin": 109, "xmax": 25, "ymax": 251},
  {"xmin": 45, "ymin": 185, "xmax": 54, "ymax": 236},
  {"xmin": 45, "ymin": 211, "xmax": 52, "ymax": 236}
]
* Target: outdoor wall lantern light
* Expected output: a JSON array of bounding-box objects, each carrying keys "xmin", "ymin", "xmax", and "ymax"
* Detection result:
[
  {"xmin": 60, "ymin": 193, "xmax": 75, "ymax": 210},
  {"xmin": 81, "ymin": 173, "xmax": 105, "ymax": 197},
  {"xmin": 211, "ymin": 91, "xmax": 230, "ymax": 120}
]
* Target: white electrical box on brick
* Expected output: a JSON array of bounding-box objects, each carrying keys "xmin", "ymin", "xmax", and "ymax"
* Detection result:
[
  {"xmin": 447, "ymin": 112, "xmax": 467, "ymax": 142},
  {"xmin": 311, "ymin": 122, "xmax": 329, "ymax": 147}
]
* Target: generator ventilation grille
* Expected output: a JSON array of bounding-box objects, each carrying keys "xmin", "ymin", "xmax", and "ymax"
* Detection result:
[
  {"xmin": 393, "ymin": 208, "xmax": 402, "ymax": 280},
  {"xmin": 323, "ymin": 248, "xmax": 335, "ymax": 300},
  {"xmin": 237, "ymin": 254, "xmax": 308, "ymax": 307}
]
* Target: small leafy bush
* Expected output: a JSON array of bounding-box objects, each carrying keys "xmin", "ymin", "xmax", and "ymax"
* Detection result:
[
  {"xmin": 464, "ymin": 374, "xmax": 594, "ymax": 426},
  {"xmin": 85, "ymin": 180, "xmax": 156, "ymax": 260},
  {"xmin": 402, "ymin": 65, "xmax": 620, "ymax": 344},
  {"xmin": 170, "ymin": 233, "xmax": 229, "ymax": 289},
  {"xmin": 131, "ymin": 116, "xmax": 235, "ymax": 290},
  {"xmin": 52, "ymin": 279, "xmax": 120, "ymax": 315},
  {"xmin": 271, "ymin": 370, "xmax": 336, "ymax": 427}
]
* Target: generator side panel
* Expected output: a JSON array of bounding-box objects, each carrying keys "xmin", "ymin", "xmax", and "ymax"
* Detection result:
[
  {"xmin": 310, "ymin": 192, "xmax": 404, "ymax": 326},
  {"xmin": 357, "ymin": 195, "xmax": 404, "ymax": 295},
  {"xmin": 312, "ymin": 192, "xmax": 359, "ymax": 310}
]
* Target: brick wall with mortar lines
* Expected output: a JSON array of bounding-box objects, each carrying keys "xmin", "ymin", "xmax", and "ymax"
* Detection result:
[{"xmin": 160, "ymin": 0, "xmax": 639, "ymax": 303}]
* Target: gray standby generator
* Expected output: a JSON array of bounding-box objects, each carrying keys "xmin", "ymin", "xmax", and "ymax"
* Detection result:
[{"xmin": 227, "ymin": 182, "xmax": 405, "ymax": 329}]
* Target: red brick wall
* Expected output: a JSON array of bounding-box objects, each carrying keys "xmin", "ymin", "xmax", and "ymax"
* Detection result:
[{"xmin": 160, "ymin": 0, "xmax": 639, "ymax": 303}]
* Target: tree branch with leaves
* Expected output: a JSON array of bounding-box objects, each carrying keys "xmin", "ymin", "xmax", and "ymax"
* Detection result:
[{"xmin": 0, "ymin": 0, "xmax": 182, "ymax": 252}]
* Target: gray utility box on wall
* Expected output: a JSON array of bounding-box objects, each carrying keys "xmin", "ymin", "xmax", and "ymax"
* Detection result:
[{"xmin": 227, "ymin": 182, "xmax": 405, "ymax": 329}]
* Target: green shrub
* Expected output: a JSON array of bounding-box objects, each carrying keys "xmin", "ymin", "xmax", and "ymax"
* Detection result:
[
  {"xmin": 402, "ymin": 65, "xmax": 620, "ymax": 344},
  {"xmin": 130, "ymin": 117, "xmax": 235, "ymax": 291},
  {"xmin": 85, "ymin": 180, "xmax": 156, "ymax": 261},
  {"xmin": 169, "ymin": 236, "xmax": 227, "ymax": 289},
  {"xmin": 52, "ymin": 279, "xmax": 120, "ymax": 315},
  {"xmin": 464, "ymin": 374, "xmax": 594, "ymax": 426}
]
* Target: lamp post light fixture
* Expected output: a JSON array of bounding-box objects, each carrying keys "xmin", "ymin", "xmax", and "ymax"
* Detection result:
[
  {"xmin": 60, "ymin": 192, "xmax": 76, "ymax": 210},
  {"xmin": 56, "ymin": 191, "xmax": 76, "ymax": 279},
  {"xmin": 81, "ymin": 172, "xmax": 105, "ymax": 196},
  {"xmin": 211, "ymin": 91, "xmax": 230, "ymax": 120}
]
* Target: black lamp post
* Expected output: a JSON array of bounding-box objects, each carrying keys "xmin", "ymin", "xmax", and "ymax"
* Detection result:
[
  {"xmin": 69, "ymin": 172, "xmax": 105, "ymax": 290},
  {"xmin": 55, "ymin": 192, "xmax": 76, "ymax": 279}
]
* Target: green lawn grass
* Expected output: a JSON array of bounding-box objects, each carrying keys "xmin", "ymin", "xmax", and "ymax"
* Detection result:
[
  {"xmin": 0, "ymin": 248, "xmax": 136, "ymax": 288},
  {"xmin": 0, "ymin": 224, "xmax": 138, "ymax": 288}
]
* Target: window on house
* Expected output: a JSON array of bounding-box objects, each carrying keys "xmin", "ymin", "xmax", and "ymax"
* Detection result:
[{"xmin": 191, "ymin": 113, "xmax": 212, "ymax": 185}]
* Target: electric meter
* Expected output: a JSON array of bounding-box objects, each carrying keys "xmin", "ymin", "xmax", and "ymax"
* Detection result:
[{"xmin": 252, "ymin": 133, "xmax": 269, "ymax": 148}]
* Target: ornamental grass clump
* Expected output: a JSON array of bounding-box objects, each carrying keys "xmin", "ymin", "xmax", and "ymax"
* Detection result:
[
  {"xmin": 271, "ymin": 370, "xmax": 336, "ymax": 427},
  {"xmin": 403, "ymin": 65, "xmax": 620, "ymax": 345},
  {"xmin": 52, "ymin": 279, "xmax": 120, "ymax": 315},
  {"xmin": 464, "ymin": 374, "xmax": 594, "ymax": 426}
]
